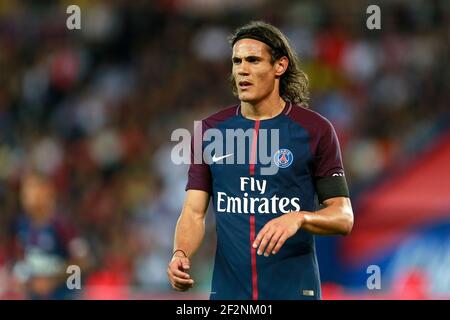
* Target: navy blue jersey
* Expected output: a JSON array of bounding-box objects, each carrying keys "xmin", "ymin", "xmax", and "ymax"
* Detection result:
[{"xmin": 186, "ymin": 102, "xmax": 347, "ymax": 300}]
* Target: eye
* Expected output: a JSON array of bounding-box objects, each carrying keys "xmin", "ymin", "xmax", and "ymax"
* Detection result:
[
  {"xmin": 232, "ymin": 58, "xmax": 241, "ymax": 65},
  {"xmin": 246, "ymin": 56, "xmax": 262, "ymax": 64}
]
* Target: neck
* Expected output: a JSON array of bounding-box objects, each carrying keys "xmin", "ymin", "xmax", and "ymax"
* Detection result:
[{"xmin": 241, "ymin": 94, "xmax": 286, "ymax": 121}]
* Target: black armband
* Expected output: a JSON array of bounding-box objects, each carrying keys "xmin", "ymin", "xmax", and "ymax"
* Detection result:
[{"xmin": 314, "ymin": 176, "xmax": 350, "ymax": 203}]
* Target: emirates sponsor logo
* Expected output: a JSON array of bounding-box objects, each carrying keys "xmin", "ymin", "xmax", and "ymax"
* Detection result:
[{"xmin": 216, "ymin": 177, "xmax": 301, "ymax": 214}]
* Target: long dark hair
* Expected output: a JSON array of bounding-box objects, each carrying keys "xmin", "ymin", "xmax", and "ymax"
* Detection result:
[{"xmin": 229, "ymin": 21, "xmax": 310, "ymax": 107}]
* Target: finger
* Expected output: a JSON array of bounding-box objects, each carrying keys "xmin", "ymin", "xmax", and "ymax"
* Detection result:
[
  {"xmin": 169, "ymin": 276, "xmax": 186, "ymax": 290},
  {"xmin": 179, "ymin": 257, "xmax": 190, "ymax": 271},
  {"xmin": 173, "ymin": 286, "xmax": 185, "ymax": 292},
  {"xmin": 253, "ymin": 225, "xmax": 270, "ymax": 249},
  {"xmin": 168, "ymin": 264, "xmax": 187, "ymax": 281},
  {"xmin": 170, "ymin": 257, "xmax": 191, "ymax": 274},
  {"xmin": 271, "ymin": 234, "xmax": 288, "ymax": 255},
  {"xmin": 264, "ymin": 231, "xmax": 283, "ymax": 257},
  {"xmin": 257, "ymin": 229, "xmax": 275, "ymax": 256},
  {"xmin": 174, "ymin": 282, "xmax": 194, "ymax": 291},
  {"xmin": 173, "ymin": 282, "xmax": 192, "ymax": 291},
  {"xmin": 172, "ymin": 275, "xmax": 195, "ymax": 286},
  {"xmin": 173, "ymin": 280, "xmax": 195, "ymax": 292},
  {"xmin": 171, "ymin": 267, "xmax": 191, "ymax": 279}
]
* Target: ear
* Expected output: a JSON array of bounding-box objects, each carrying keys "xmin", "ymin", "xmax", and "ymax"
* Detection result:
[{"xmin": 275, "ymin": 56, "xmax": 289, "ymax": 77}]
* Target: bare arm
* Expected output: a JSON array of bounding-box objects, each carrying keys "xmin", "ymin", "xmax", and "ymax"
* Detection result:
[
  {"xmin": 301, "ymin": 196, "xmax": 354, "ymax": 236},
  {"xmin": 173, "ymin": 189, "xmax": 210, "ymax": 257},
  {"xmin": 253, "ymin": 197, "xmax": 353, "ymax": 256},
  {"xmin": 168, "ymin": 189, "xmax": 210, "ymax": 291}
]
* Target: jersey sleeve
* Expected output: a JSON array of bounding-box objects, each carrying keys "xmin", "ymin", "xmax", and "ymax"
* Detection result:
[
  {"xmin": 312, "ymin": 119, "xmax": 349, "ymax": 203},
  {"xmin": 185, "ymin": 120, "xmax": 212, "ymax": 194}
]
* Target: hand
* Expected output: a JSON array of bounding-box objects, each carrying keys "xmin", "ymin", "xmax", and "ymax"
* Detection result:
[
  {"xmin": 167, "ymin": 254, "xmax": 194, "ymax": 291},
  {"xmin": 252, "ymin": 212, "xmax": 305, "ymax": 257}
]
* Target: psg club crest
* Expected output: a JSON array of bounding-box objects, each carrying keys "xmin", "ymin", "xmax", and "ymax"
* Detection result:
[{"xmin": 273, "ymin": 149, "xmax": 293, "ymax": 168}]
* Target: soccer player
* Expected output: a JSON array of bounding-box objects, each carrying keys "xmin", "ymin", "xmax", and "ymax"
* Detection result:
[
  {"xmin": 167, "ymin": 21, "xmax": 353, "ymax": 300},
  {"xmin": 9, "ymin": 172, "xmax": 89, "ymax": 299}
]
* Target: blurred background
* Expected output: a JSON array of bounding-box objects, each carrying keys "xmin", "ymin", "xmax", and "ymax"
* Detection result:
[{"xmin": 0, "ymin": 0, "xmax": 449, "ymax": 299}]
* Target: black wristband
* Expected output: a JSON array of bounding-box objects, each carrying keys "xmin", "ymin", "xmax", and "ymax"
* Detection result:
[{"xmin": 172, "ymin": 249, "xmax": 187, "ymax": 258}]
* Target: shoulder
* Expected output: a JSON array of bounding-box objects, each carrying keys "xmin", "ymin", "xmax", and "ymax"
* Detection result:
[
  {"xmin": 201, "ymin": 104, "xmax": 239, "ymax": 129},
  {"xmin": 287, "ymin": 103, "xmax": 334, "ymax": 136}
]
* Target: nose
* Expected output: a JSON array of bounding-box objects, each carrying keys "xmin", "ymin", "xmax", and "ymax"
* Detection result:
[{"xmin": 237, "ymin": 61, "xmax": 250, "ymax": 76}]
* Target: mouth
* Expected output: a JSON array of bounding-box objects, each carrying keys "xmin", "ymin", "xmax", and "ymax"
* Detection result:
[{"xmin": 238, "ymin": 80, "xmax": 252, "ymax": 90}]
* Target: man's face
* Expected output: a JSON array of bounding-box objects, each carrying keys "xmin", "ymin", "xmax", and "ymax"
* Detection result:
[
  {"xmin": 232, "ymin": 39, "xmax": 279, "ymax": 104},
  {"xmin": 21, "ymin": 175, "xmax": 55, "ymax": 222}
]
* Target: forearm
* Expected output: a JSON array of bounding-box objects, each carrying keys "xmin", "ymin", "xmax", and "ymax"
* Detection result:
[
  {"xmin": 299, "ymin": 199, "xmax": 353, "ymax": 236},
  {"xmin": 173, "ymin": 211, "xmax": 206, "ymax": 258}
]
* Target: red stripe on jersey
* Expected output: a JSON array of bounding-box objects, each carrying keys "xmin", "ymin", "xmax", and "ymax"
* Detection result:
[
  {"xmin": 250, "ymin": 215, "xmax": 258, "ymax": 300},
  {"xmin": 249, "ymin": 120, "xmax": 260, "ymax": 175},
  {"xmin": 249, "ymin": 120, "xmax": 260, "ymax": 300}
]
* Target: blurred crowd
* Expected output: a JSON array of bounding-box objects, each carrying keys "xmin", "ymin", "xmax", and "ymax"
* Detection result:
[{"xmin": 0, "ymin": 0, "xmax": 448, "ymax": 298}]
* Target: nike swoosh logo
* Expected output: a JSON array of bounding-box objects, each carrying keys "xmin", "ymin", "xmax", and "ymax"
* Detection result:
[{"xmin": 212, "ymin": 153, "xmax": 233, "ymax": 162}]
